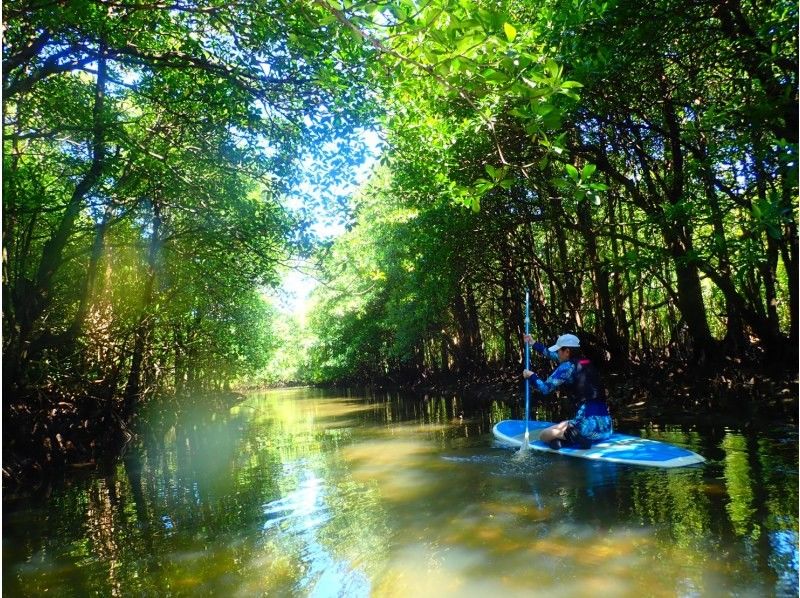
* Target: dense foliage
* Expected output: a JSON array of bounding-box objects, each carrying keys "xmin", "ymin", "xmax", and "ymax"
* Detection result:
[
  {"xmin": 306, "ymin": 0, "xmax": 797, "ymax": 383},
  {"xmin": 2, "ymin": 0, "xmax": 797, "ymax": 472},
  {"xmin": 2, "ymin": 0, "xmax": 376, "ymax": 469}
]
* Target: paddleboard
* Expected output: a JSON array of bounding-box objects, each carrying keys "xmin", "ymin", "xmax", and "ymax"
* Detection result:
[{"xmin": 493, "ymin": 419, "xmax": 705, "ymax": 468}]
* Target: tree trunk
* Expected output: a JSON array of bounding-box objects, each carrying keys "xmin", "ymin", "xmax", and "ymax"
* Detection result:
[
  {"xmin": 124, "ymin": 199, "xmax": 162, "ymax": 414},
  {"xmin": 550, "ymin": 195, "xmax": 580, "ymax": 329},
  {"xmin": 465, "ymin": 281, "xmax": 485, "ymax": 368},
  {"xmin": 577, "ymin": 199, "xmax": 628, "ymax": 367},
  {"xmin": 71, "ymin": 205, "xmax": 113, "ymax": 343},
  {"xmin": 694, "ymin": 136, "xmax": 748, "ymax": 355},
  {"xmin": 8, "ymin": 49, "xmax": 108, "ymax": 391},
  {"xmin": 695, "ymin": 259, "xmax": 787, "ymax": 358},
  {"xmin": 451, "ymin": 287, "xmax": 472, "ymax": 371},
  {"xmin": 779, "ymin": 201, "xmax": 798, "ymax": 351},
  {"xmin": 608, "ymin": 193, "xmax": 632, "ymax": 358},
  {"xmin": 661, "ymin": 72, "xmax": 715, "ymax": 363},
  {"xmin": 665, "ymin": 231, "xmax": 715, "ymax": 362},
  {"xmin": 499, "ymin": 234, "xmax": 518, "ymax": 366}
]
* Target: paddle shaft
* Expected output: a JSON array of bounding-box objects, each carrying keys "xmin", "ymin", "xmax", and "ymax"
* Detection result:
[{"xmin": 524, "ymin": 291, "xmax": 530, "ymax": 426}]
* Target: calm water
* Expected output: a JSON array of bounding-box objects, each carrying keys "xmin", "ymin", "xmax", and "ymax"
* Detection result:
[{"xmin": 3, "ymin": 388, "xmax": 798, "ymax": 597}]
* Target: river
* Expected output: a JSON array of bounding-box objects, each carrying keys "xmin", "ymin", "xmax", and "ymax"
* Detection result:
[{"xmin": 3, "ymin": 387, "xmax": 798, "ymax": 596}]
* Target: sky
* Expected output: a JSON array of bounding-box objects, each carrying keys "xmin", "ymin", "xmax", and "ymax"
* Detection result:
[{"xmin": 272, "ymin": 128, "xmax": 383, "ymax": 315}]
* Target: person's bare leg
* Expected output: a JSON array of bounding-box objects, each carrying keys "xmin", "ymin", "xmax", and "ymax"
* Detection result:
[{"xmin": 539, "ymin": 421, "xmax": 570, "ymax": 442}]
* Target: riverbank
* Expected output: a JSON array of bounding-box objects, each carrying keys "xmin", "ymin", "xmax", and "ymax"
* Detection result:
[
  {"xmin": 386, "ymin": 356, "xmax": 799, "ymax": 424},
  {"xmin": 251, "ymin": 353, "xmax": 798, "ymax": 422},
  {"xmin": 4, "ymin": 357, "xmax": 796, "ymax": 492},
  {"xmin": 2, "ymin": 389, "xmax": 247, "ymax": 492}
]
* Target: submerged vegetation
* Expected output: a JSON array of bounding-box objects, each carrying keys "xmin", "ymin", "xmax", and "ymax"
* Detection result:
[{"xmin": 3, "ymin": 0, "xmax": 797, "ymax": 480}]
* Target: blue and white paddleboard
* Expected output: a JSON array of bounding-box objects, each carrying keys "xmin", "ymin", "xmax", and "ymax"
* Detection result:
[{"xmin": 493, "ymin": 420, "xmax": 705, "ymax": 468}]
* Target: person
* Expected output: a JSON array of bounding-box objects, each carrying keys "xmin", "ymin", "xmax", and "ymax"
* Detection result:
[{"xmin": 522, "ymin": 333, "xmax": 612, "ymax": 450}]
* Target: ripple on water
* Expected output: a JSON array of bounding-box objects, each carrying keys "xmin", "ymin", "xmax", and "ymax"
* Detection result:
[
  {"xmin": 262, "ymin": 468, "xmax": 328, "ymax": 533},
  {"xmin": 258, "ymin": 464, "xmax": 371, "ymax": 598},
  {"xmin": 440, "ymin": 445, "xmax": 552, "ymax": 474}
]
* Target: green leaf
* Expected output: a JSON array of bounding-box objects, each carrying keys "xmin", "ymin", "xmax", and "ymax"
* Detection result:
[
  {"xmin": 565, "ymin": 164, "xmax": 579, "ymax": 181},
  {"xmin": 523, "ymin": 72, "xmax": 549, "ymax": 86},
  {"xmin": 475, "ymin": 182, "xmax": 493, "ymax": 194},
  {"xmin": 456, "ymin": 34, "xmax": 484, "ymax": 55},
  {"xmin": 544, "ymin": 59, "xmax": 561, "ymax": 78},
  {"xmin": 582, "ymin": 163, "xmax": 597, "ymax": 179},
  {"xmin": 534, "ymin": 103, "xmax": 556, "ymax": 116},
  {"xmin": 541, "ymin": 111, "xmax": 562, "ymax": 129},
  {"xmin": 482, "ymin": 68, "xmax": 509, "ymax": 83},
  {"xmin": 529, "ymin": 87, "xmax": 553, "ymax": 99},
  {"xmin": 766, "ymin": 224, "xmax": 782, "ymax": 239},
  {"xmin": 561, "ymin": 80, "xmax": 584, "ymax": 89},
  {"xmin": 558, "ymin": 89, "xmax": 581, "ymax": 101},
  {"xmin": 524, "ymin": 122, "xmax": 540, "ymax": 136},
  {"xmin": 510, "ymin": 107, "xmax": 531, "ymax": 119},
  {"xmin": 503, "ymin": 22, "xmax": 517, "ymax": 42},
  {"xmin": 552, "ymin": 178, "xmax": 570, "ymax": 190}
]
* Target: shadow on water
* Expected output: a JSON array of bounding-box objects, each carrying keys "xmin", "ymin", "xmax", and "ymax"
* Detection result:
[{"xmin": 2, "ymin": 387, "xmax": 798, "ymax": 597}]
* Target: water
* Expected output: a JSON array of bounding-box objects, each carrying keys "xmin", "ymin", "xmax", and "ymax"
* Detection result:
[{"xmin": 3, "ymin": 388, "xmax": 798, "ymax": 597}]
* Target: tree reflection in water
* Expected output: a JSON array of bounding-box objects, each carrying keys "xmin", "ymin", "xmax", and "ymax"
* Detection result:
[{"xmin": 2, "ymin": 388, "xmax": 797, "ymax": 597}]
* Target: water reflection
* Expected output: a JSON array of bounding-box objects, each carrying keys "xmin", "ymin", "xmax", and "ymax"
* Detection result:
[
  {"xmin": 2, "ymin": 388, "xmax": 798, "ymax": 597},
  {"xmin": 259, "ymin": 463, "xmax": 371, "ymax": 597}
]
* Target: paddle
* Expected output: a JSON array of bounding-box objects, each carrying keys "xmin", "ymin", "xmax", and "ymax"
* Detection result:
[{"xmin": 519, "ymin": 290, "xmax": 531, "ymax": 453}]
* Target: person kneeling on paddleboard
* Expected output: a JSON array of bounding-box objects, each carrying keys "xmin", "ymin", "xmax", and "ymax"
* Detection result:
[{"xmin": 521, "ymin": 333, "xmax": 613, "ymax": 451}]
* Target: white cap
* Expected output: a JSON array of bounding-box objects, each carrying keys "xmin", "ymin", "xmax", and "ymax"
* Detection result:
[{"xmin": 548, "ymin": 333, "xmax": 581, "ymax": 352}]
